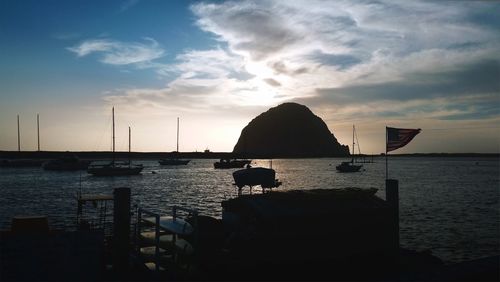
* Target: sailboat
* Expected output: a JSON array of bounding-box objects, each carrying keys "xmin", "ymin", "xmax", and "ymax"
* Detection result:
[
  {"xmin": 336, "ymin": 125, "xmax": 363, "ymax": 173},
  {"xmin": 87, "ymin": 107, "xmax": 143, "ymax": 176},
  {"xmin": 0, "ymin": 114, "xmax": 44, "ymax": 168},
  {"xmin": 42, "ymin": 154, "xmax": 90, "ymax": 171},
  {"xmin": 159, "ymin": 117, "xmax": 190, "ymax": 165},
  {"xmin": 213, "ymin": 135, "xmax": 251, "ymax": 169}
]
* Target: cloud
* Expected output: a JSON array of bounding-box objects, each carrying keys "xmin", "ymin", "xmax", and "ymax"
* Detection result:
[
  {"xmin": 269, "ymin": 61, "xmax": 309, "ymax": 76},
  {"xmin": 264, "ymin": 78, "xmax": 281, "ymax": 87},
  {"xmin": 299, "ymin": 57, "xmax": 500, "ymax": 124},
  {"xmin": 68, "ymin": 38, "xmax": 165, "ymax": 65},
  {"xmin": 191, "ymin": 1, "xmax": 499, "ymax": 62},
  {"xmin": 189, "ymin": 1, "xmax": 499, "ymax": 89},
  {"xmin": 191, "ymin": 2, "xmax": 303, "ymax": 61},
  {"xmin": 315, "ymin": 59, "xmax": 500, "ymax": 105},
  {"xmin": 307, "ymin": 51, "xmax": 362, "ymax": 70},
  {"xmin": 102, "ymin": 47, "xmax": 290, "ymax": 115},
  {"xmin": 173, "ymin": 48, "xmax": 247, "ymax": 79},
  {"xmin": 98, "ymin": 0, "xmax": 500, "ymax": 136}
]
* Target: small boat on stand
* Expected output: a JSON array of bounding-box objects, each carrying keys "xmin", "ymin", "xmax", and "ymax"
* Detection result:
[
  {"xmin": 87, "ymin": 108, "xmax": 143, "ymax": 176},
  {"xmin": 232, "ymin": 166, "xmax": 282, "ymax": 195}
]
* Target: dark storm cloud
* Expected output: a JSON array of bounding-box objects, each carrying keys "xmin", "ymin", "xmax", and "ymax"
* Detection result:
[
  {"xmin": 315, "ymin": 59, "xmax": 499, "ymax": 105},
  {"xmin": 192, "ymin": 3, "xmax": 302, "ymax": 60},
  {"xmin": 438, "ymin": 101, "xmax": 500, "ymax": 120},
  {"xmin": 308, "ymin": 51, "xmax": 362, "ymax": 70}
]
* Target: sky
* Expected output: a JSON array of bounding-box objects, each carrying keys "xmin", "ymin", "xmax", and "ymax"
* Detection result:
[{"xmin": 0, "ymin": 0, "xmax": 499, "ymax": 154}]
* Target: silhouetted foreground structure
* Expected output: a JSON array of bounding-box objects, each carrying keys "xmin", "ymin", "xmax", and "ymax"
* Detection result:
[
  {"xmin": 233, "ymin": 103, "xmax": 350, "ymax": 158},
  {"xmin": 217, "ymin": 188, "xmax": 397, "ymax": 280},
  {"xmin": 1, "ymin": 186, "xmax": 498, "ymax": 281},
  {"xmin": 0, "ymin": 217, "xmax": 104, "ymax": 281}
]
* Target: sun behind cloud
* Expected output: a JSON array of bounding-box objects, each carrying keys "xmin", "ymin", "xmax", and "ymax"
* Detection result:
[{"xmin": 0, "ymin": 0, "xmax": 498, "ymax": 153}]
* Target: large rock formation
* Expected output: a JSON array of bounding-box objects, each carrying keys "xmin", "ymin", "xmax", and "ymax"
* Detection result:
[{"xmin": 233, "ymin": 103, "xmax": 349, "ymax": 158}]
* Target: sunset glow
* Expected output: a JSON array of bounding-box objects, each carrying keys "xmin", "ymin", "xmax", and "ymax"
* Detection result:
[{"xmin": 1, "ymin": 1, "xmax": 499, "ymax": 153}]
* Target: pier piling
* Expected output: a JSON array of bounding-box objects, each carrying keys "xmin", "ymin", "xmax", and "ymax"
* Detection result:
[
  {"xmin": 113, "ymin": 187, "xmax": 131, "ymax": 274},
  {"xmin": 385, "ymin": 179, "xmax": 399, "ymax": 251}
]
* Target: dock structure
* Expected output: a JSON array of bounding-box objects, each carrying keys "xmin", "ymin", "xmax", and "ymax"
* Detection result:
[
  {"xmin": 0, "ymin": 217, "xmax": 105, "ymax": 281},
  {"xmin": 76, "ymin": 193, "xmax": 114, "ymax": 236},
  {"xmin": 219, "ymin": 188, "xmax": 400, "ymax": 280},
  {"xmin": 2, "ymin": 184, "xmax": 498, "ymax": 281}
]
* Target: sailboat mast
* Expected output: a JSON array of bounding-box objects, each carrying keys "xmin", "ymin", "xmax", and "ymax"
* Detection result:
[
  {"xmin": 176, "ymin": 117, "xmax": 179, "ymax": 152},
  {"xmin": 128, "ymin": 126, "xmax": 131, "ymax": 166},
  {"xmin": 37, "ymin": 114, "xmax": 40, "ymax": 151},
  {"xmin": 351, "ymin": 124, "xmax": 355, "ymax": 163},
  {"xmin": 17, "ymin": 115, "xmax": 20, "ymax": 152},
  {"xmin": 112, "ymin": 107, "xmax": 115, "ymax": 164}
]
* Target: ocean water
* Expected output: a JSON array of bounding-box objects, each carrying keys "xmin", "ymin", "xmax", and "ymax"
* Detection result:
[{"xmin": 0, "ymin": 157, "xmax": 498, "ymax": 264}]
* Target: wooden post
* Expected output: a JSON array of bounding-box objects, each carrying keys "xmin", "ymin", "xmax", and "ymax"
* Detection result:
[
  {"xmin": 113, "ymin": 187, "xmax": 131, "ymax": 273},
  {"xmin": 385, "ymin": 179, "xmax": 399, "ymax": 252},
  {"xmin": 385, "ymin": 127, "xmax": 388, "ymax": 179}
]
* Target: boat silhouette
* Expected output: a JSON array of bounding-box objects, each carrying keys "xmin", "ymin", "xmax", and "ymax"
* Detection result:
[{"xmin": 87, "ymin": 108, "xmax": 143, "ymax": 176}]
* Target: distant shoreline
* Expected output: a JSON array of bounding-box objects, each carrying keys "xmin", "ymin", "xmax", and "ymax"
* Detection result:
[{"xmin": 0, "ymin": 151, "xmax": 498, "ymax": 160}]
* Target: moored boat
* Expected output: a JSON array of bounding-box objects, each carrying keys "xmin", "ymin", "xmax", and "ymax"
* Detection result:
[
  {"xmin": 336, "ymin": 125, "xmax": 363, "ymax": 173},
  {"xmin": 214, "ymin": 158, "xmax": 251, "ymax": 169},
  {"xmin": 159, "ymin": 158, "xmax": 190, "ymax": 165},
  {"xmin": 336, "ymin": 161, "xmax": 362, "ymax": 172},
  {"xmin": 159, "ymin": 117, "xmax": 191, "ymax": 166},
  {"xmin": 87, "ymin": 108, "xmax": 143, "ymax": 176},
  {"xmin": 87, "ymin": 161, "xmax": 143, "ymax": 176},
  {"xmin": 43, "ymin": 155, "xmax": 90, "ymax": 171},
  {"xmin": 0, "ymin": 114, "xmax": 44, "ymax": 168},
  {"xmin": 0, "ymin": 159, "xmax": 44, "ymax": 168}
]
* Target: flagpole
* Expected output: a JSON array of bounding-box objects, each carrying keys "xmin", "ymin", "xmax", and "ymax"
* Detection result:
[
  {"xmin": 385, "ymin": 126, "xmax": 388, "ymax": 180},
  {"xmin": 386, "ymin": 127, "xmax": 421, "ymax": 181}
]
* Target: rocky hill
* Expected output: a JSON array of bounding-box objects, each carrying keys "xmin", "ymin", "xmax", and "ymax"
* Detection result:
[{"xmin": 233, "ymin": 103, "xmax": 349, "ymax": 158}]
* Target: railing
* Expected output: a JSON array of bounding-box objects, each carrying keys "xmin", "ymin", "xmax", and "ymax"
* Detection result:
[
  {"xmin": 135, "ymin": 206, "xmax": 199, "ymax": 274},
  {"xmin": 136, "ymin": 208, "xmax": 162, "ymax": 271},
  {"xmin": 76, "ymin": 193, "xmax": 114, "ymax": 238}
]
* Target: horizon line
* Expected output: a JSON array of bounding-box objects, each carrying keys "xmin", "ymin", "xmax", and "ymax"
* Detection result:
[{"xmin": 1, "ymin": 150, "xmax": 499, "ymax": 156}]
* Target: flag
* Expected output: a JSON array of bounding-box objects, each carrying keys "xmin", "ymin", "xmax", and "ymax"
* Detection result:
[{"xmin": 386, "ymin": 127, "xmax": 421, "ymax": 152}]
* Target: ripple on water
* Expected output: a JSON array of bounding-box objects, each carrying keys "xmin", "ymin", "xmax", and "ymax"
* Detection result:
[{"xmin": 0, "ymin": 157, "xmax": 498, "ymax": 264}]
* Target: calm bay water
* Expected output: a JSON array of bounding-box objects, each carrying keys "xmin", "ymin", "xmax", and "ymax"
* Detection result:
[{"xmin": 0, "ymin": 157, "xmax": 498, "ymax": 264}]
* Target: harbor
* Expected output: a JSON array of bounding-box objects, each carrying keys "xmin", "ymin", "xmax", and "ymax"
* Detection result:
[
  {"xmin": 1, "ymin": 157, "xmax": 498, "ymax": 281},
  {"xmin": 2, "ymin": 0, "xmax": 499, "ymax": 280}
]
